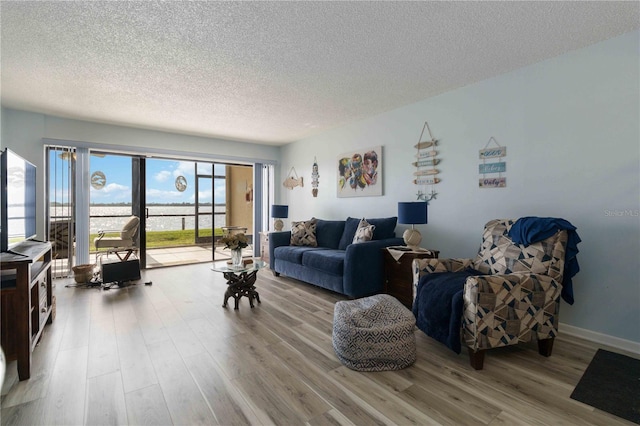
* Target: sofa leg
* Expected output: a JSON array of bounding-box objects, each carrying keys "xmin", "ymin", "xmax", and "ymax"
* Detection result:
[
  {"xmin": 272, "ymin": 270, "xmax": 280, "ymax": 277},
  {"xmin": 538, "ymin": 337, "xmax": 554, "ymax": 357},
  {"xmin": 468, "ymin": 348, "xmax": 485, "ymax": 370}
]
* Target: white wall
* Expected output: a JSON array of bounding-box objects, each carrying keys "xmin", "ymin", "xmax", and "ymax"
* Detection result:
[
  {"xmin": 0, "ymin": 110, "xmax": 281, "ymax": 243},
  {"xmin": 280, "ymin": 31, "xmax": 640, "ymax": 343}
]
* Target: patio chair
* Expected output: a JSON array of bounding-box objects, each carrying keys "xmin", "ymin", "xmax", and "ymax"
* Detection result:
[{"xmin": 94, "ymin": 215, "xmax": 140, "ymax": 262}]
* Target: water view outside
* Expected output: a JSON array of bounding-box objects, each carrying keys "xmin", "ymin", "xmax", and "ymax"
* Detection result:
[{"xmin": 50, "ymin": 204, "xmax": 226, "ymax": 233}]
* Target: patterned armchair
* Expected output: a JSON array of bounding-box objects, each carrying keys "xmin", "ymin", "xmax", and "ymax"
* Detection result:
[{"xmin": 413, "ymin": 219, "xmax": 568, "ymax": 370}]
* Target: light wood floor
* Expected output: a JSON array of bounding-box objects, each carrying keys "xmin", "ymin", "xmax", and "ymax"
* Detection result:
[{"xmin": 1, "ymin": 263, "xmax": 636, "ymax": 425}]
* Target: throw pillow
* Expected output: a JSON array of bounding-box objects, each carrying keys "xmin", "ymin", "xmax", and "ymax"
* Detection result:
[
  {"xmin": 290, "ymin": 218, "xmax": 318, "ymax": 247},
  {"xmin": 338, "ymin": 217, "xmax": 361, "ymax": 250},
  {"xmin": 352, "ymin": 218, "xmax": 376, "ymax": 244}
]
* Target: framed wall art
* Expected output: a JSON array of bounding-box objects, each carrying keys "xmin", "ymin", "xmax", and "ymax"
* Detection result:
[{"xmin": 337, "ymin": 145, "xmax": 382, "ymax": 198}]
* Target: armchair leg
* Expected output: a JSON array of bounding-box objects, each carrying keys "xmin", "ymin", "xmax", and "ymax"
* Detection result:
[
  {"xmin": 468, "ymin": 348, "xmax": 485, "ymax": 370},
  {"xmin": 272, "ymin": 271, "xmax": 280, "ymax": 277},
  {"xmin": 538, "ymin": 337, "xmax": 554, "ymax": 357}
]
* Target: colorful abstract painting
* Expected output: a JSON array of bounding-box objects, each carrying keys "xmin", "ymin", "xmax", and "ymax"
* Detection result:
[{"xmin": 337, "ymin": 146, "xmax": 382, "ymax": 197}]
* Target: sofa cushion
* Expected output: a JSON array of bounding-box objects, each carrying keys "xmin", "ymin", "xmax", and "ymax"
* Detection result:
[
  {"xmin": 316, "ymin": 219, "xmax": 346, "ymax": 249},
  {"xmin": 291, "ymin": 218, "xmax": 318, "ymax": 246},
  {"xmin": 367, "ymin": 217, "xmax": 397, "ymax": 240},
  {"xmin": 352, "ymin": 219, "xmax": 375, "ymax": 244},
  {"xmin": 339, "ymin": 216, "xmax": 397, "ymax": 249},
  {"xmin": 302, "ymin": 249, "xmax": 345, "ymax": 276},
  {"xmin": 339, "ymin": 217, "xmax": 361, "ymax": 250},
  {"xmin": 274, "ymin": 245, "xmax": 319, "ymax": 264}
]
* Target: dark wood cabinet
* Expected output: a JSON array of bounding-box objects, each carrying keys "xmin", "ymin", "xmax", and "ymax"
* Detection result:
[
  {"xmin": 1, "ymin": 240, "xmax": 53, "ymax": 381},
  {"xmin": 383, "ymin": 248, "xmax": 439, "ymax": 309}
]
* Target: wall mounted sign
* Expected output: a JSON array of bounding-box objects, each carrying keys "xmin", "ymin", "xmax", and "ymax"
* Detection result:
[
  {"xmin": 414, "ymin": 177, "xmax": 441, "ymax": 185},
  {"xmin": 479, "ymin": 162, "xmax": 506, "ymax": 174},
  {"xmin": 479, "ymin": 177, "xmax": 507, "ymax": 188},
  {"xmin": 479, "ymin": 137, "xmax": 507, "ymax": 189},
  {"xmin": 413, "ymin": 121, "xmax": 440, "ymax": 202},
  {"xmin": 337, "ymin": 146, "xmax": 382, "ymax": 197},
  {"xmin": 479, "ymin": 146, "xmax": 507, "ymax": 159},
  {"xmin": 413, "ymin": 158, "xmax": 439, "ymax": 167}
]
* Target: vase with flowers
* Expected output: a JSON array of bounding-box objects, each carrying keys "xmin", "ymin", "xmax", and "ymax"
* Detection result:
[{"xmin": 220, "ymin": 233, "xmax": 249, "ymax": 267}]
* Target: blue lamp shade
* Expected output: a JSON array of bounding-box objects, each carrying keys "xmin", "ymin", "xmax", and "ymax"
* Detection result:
[
  {"xmin": 271, "ymin": 205, "xmax": 289, "ymax": 219},
  {"xmin": 397, "ymin": 202, "xmax": 428, "ymax": 225}
]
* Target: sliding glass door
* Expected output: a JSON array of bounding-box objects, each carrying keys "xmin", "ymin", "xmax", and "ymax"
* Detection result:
[{"xmin": 47, "ymin": 144, "xmax": 262, "ymax": 272}]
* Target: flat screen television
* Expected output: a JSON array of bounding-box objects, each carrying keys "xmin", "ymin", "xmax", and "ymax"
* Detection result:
[{"xmin": 1, "ymin": 148, "xmax": 37, "ymax": 252}]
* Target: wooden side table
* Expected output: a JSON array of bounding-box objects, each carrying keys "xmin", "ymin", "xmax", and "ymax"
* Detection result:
[
  {"xmin": 212, "ymin": 261, "xmax": 265, "ymax": 310},
  {"xmin": 382, "ymin": 248, "xmax": 439, "ymax": 309}
]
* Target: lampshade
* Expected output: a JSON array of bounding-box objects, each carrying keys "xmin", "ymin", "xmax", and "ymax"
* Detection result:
[
  {"xmin": 398, "ymin": 202, "xmax": 428, "ymax": 250},
  {"xmin": 271, "ymin": 205, "xmax": 289, "ymax": 232},
  {"xmin": 397, "ymin": 202, "xmax": 428, "ymax": 225},
  {"xmin": 270, "ymin": 205, "xmax": 289, "ymax": 219}
]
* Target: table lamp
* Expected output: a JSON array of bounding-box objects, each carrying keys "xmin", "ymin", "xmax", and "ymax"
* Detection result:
[
  {"xmin": 398, "ymin": 201, "xmax": 428, "ymax": 251},
  {"xmin": 271, "ymin": 205, "xmax": 289, "ymax": 231}
]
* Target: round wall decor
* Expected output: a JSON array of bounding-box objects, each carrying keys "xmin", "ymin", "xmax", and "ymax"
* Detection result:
[
  {"xmin": 175, "ymin": 175, "xmax": 187, "ymax": 192},
  {"xmin": 91, "ymin": 171, "xmax": 106, "ymax": 190}
]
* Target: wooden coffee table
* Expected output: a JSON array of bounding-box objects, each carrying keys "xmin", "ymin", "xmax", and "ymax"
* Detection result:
[{"xmin": 212, "ymin": 260, "xmax": 265, "ymax": 310}]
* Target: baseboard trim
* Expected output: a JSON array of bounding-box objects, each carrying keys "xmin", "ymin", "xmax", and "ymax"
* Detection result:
[{"xmin": 560, "ymin": 322, "xmax": 640, "ymax": 355}]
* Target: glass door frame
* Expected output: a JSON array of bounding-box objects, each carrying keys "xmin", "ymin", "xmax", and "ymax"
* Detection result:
[
  {"xmin": 194, "ymin": 163, "xmax": 213, "ymax": 245},
  {"xmin": 44, "ymin": 138, "xmax": 273, "ymax": 271}
]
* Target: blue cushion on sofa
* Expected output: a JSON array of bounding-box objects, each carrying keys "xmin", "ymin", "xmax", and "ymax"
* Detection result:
[
  {"xmin": 316, "ymin": 219, "xmax": 346, "ymax": 249},
  {"xmin": 274, "ymin": 246, "xmax": 319, "ymax": 264},
  {"xmin": 367, "ymin": 217, "xmax": 398, "ymax": 240},
  {"xmin": 338, "ymin": 217, "xmax": 361, "ymax": 250},
  {"xmin": 302, "ymin": 249, "xmax": 345, "ymax": 276},
  {"xmin": 339, "ymin": 216, "xmax": 398, "ymax": 249}
]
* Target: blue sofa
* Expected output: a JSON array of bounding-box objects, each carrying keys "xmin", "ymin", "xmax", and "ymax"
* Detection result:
[{"xmin": 269, "ymin": 217, "xmax": 404, "ymax": 298}]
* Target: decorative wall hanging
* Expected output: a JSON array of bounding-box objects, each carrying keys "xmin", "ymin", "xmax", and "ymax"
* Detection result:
[
  {"xmin": 283, "ymin": 167, "xmax": 303, "ymax": 190},
  {"xmin": 413, "ymin": 121, "xmax": 440, "ymax": 202},
  {"xmin": 245, "ymin": 182, "xmax": 253, "ymax": 203},
  {"xmin": 91, "ymin": 171, "xmax": 106, "ymax": 190},
  {"xmin": 311, "ymin": 157, "xmax": 319, "ymax": 197},
  {"xmin": 337, "ymin": 146, "xmax": 382, "ymax": 197},
  {"xmin": 175, "ymin": 175, "xmax": 187, "ymax": 192},
  {"xmin": 479, "ymin": 137, "xmax": 507, "ymax": 188}
]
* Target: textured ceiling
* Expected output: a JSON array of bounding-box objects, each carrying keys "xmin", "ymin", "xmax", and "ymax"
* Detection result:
[{"xmin": 1, "ymin": 1, "xmax": 638, "ymax": 145}]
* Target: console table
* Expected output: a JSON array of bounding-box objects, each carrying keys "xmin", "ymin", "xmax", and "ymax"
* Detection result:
[{"xmin": 0, "ymin": 240, "xmax": 53, "ymax": 381}]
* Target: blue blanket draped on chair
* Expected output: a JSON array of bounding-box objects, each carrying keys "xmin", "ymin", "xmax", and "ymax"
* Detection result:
[
  {"xmin": 413, "ymin": 269, "xmax": 482, "ymax": 354},
  {"xmin": 508, "ymin": 216, "xmax": 581, "ymax": 305}
]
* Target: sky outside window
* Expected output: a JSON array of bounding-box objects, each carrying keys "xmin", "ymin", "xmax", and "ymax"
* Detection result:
[{"xmin": 84, "ymin": 155, "xmax": 226, "ymax": 205}]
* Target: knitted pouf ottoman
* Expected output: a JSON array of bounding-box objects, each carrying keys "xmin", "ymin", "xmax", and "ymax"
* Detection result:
[{"xmin": 332, "ymin": 294, "xmax": 416, "ymax": 372}]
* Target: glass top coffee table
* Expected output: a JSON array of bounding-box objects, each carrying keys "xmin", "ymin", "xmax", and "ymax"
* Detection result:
[{"xmin": 211, "ymin": 259, "xmax": 265, "ymax": 310}]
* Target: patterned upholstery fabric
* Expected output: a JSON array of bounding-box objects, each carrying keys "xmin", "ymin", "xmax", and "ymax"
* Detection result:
[
  {"xmin": 290, "ymin": 218, "xmax": 318, "ymax": 247},
  {"xmin": 352, "ymin": 218, "xmax": 375, "ymax": 244},
  {"xmin": 472, "ymin": 219, "xmax": 566, "ymax": 280},
  {"xmin": 412, "ymin": 219, "xmax": 568, "ymax": 353},
  {"xmin": 332, "ymin": 294, "xmax": 416, "ymax": 371}
]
